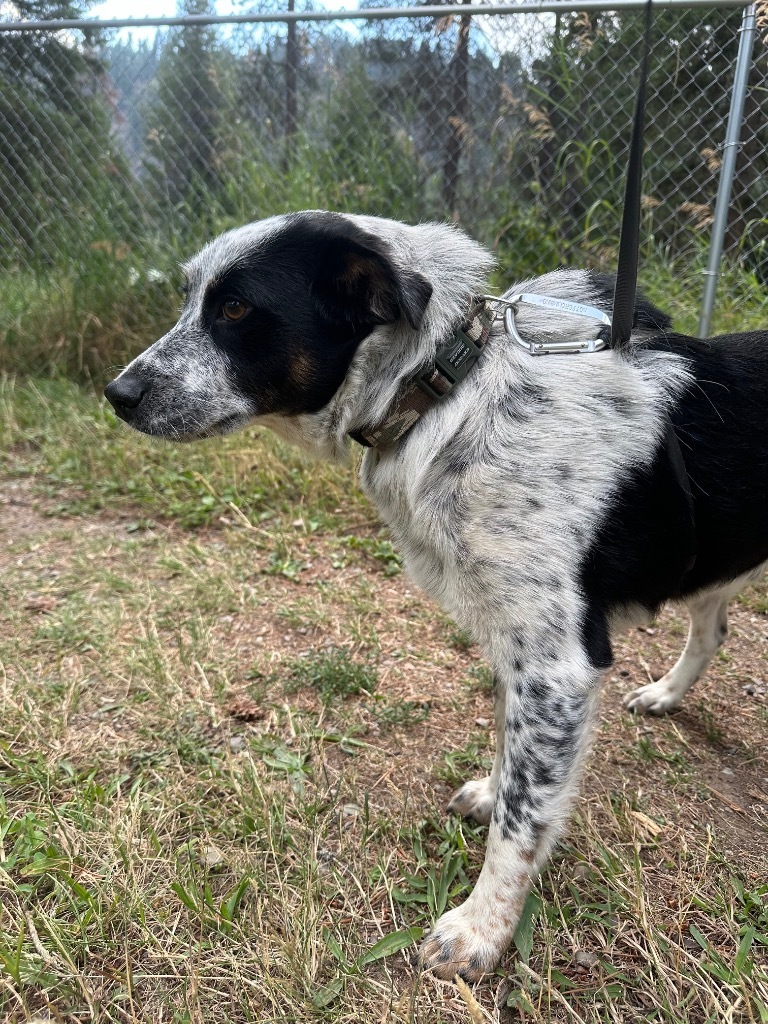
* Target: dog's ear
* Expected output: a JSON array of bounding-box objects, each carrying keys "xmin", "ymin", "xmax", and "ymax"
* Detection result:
[{"xmin": 314, "ymin": 231, "xmax": 433, "ymax": 330}]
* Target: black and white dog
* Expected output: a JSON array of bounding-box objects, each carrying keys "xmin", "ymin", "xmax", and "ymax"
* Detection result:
[{"xmin": 105, "ymin": 211, "xmax": 768, "ymax": 980}]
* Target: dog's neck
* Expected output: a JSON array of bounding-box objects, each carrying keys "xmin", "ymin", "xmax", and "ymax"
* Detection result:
[
  {"xmin": 262, "ymin": 220, "xmax": 495, "ymax": 461},
  {"xmin": 315, "ymin": 220, "xmax": 496, "ymax": 460},
  {"xmin": 348, "ymin": 297, "xmax": 494, "ymax": 450}
]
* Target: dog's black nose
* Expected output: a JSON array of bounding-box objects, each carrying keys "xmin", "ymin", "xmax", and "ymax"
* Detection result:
[{"xmin": 104, "ymin": 373, "xmax": 145, "ymax": 415}]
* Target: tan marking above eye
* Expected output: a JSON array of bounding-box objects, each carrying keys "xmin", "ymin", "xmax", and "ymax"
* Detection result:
[{"xmin": 222, "ymin": 299, "xmax": 248, "ymax": 321}]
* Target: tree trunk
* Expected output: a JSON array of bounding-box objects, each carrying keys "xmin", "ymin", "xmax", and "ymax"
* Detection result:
[
  {"xmin": 442, "ymin": 0, "xmax": 471, "ymax": 220},
  {"xmin": 284, "ymin": 0, "xmax": 298, "ymax": 165}
]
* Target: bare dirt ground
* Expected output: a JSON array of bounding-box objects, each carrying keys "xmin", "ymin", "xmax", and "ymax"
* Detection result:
[{"xmin": 1, "ymin": 469, "xmax": 767, "ymax": 1023}]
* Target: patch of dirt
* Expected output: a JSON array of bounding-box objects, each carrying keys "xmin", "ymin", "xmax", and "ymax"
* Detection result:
[{"xmin": 4, "ymin": 476, "xmax": 767, "ymax": 877}]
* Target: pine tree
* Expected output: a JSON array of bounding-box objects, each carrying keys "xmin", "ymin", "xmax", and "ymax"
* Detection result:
[
  {"xmin": 144, "ymin": 0, "xmax": 225, "ymax": 228},
  {"xmin": 0, "ymin": 1, "xmax": 125, "ymax": 267}
]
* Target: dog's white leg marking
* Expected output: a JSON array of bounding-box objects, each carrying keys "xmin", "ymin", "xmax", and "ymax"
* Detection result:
[
  {"xmin": 625, "ymin": 592, "xmax": 729, "ymax": 715},
  {"xmin": 421, "ymin": 646, "xmax": 600, "ymax": 981},
  {"xmin": 447, "ymin": 674, "xmax": 505, "ymax": 825}
]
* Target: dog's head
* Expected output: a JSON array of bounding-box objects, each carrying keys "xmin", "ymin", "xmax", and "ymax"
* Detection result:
[{"xmin": 104, "ymin": 212, "xmax": 433, "ymax": 442}]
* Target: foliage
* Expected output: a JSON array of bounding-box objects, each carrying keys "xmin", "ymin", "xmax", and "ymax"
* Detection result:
[
  {"xmin": 284, "ymin": 646, "xmax": 378, "ymax": 704},
  {"xmin": 0, "ymin": 9, "xmax": 767, "ymax": 376},
  {"xmin": 0, "ymin": 1, "xmax": 140, "ymax": 269},
  {"xmin": 143, "ymin": 0, "xmax": 227, "ymax": 237}
]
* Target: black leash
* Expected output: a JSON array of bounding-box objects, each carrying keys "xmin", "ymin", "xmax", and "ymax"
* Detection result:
[
  {"xmin": 610, "ymin": 0, "xmax": 654, "ymax": 348},
  {"xmin": 611, "ymin": 0, "xmax": 697, "ymax": 578}
]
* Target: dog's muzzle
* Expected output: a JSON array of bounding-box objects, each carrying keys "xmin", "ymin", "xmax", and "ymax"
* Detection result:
[{"xmin": 104, "ymin": 372, "xmax": 147, "ymax": 423}]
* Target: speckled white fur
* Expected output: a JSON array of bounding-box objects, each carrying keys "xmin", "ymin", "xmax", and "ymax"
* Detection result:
[
  {"xmin": 177, "ymin": 215, "xmax": 694, "ymax": 978},
  {"xmin": 112, "ymin": 213, "xmax": 705, "ymax": 979}
]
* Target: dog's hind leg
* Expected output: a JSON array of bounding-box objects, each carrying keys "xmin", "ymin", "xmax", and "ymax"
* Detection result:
[
  {"xmin": 624, "ymin": 590, "xmax": 729, "ymax": 715},
  {"xmin": 421, "ymin": 639, "xmax": 601, "ymax": 981},
  {"xmin": 446, "ymin": 674, "xmax": 504, "ymax": 826}
]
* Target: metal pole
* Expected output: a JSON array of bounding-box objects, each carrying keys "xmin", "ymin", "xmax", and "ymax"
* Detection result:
[
  {"xmin": 0, "ymin": 0, "xmax": 751, "ymax": 33},
  {"xmin": 697, "ymin": 3, "xmax": 757, "ymax": 338}
]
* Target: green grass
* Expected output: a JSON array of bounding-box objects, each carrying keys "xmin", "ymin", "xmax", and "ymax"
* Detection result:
[
  {"xmin": 284, "ymin": 647, "xmax": 379, "ymax": 704},
  {"xmin": 2, "ymin": 208, "xmax": 767, "ymax": 383},
  {"xmin": 0, "ymin": 376, "xmax": 367, "ymax": 533},
  {"xmin": 1, "ymin": 348, "xmax": 767, "ymax": 1020}
]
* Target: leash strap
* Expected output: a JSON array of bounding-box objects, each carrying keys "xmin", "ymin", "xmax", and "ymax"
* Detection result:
[
  {"xmin": 611, "ymin": 0, "xmax": 653, "ymax": 348},
  {"xmin": 609, "ymin": 0, "xmax": 697, "ymax": 578}
]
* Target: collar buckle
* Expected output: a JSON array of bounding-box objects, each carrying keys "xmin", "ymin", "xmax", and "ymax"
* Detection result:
[{"xmin": 416, "ymin": 323, "xmax": 487, "ymax": 400}]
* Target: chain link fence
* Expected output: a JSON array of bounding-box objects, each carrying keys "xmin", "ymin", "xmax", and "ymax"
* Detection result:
[{"xmin": 0, "ymin": 2, "xmax": 766, "ymax": 366}]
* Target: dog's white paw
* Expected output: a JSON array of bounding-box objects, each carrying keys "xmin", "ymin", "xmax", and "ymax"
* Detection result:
[
  {"xmin": 624, "ymin": 678, "xmax": 685, "ymax": 715},
  {"xmin": 447, "ymin": 778, "xmax": 495, "ymax": 825},
  {"xmin": 419, "ymin": 903, "xmax": 505, "ymax": 981}
]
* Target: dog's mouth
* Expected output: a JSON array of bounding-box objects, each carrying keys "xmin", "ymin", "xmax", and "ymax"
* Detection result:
[
  {"xmin": 104, "ymin": 374, "xmax": 253, "ymax": 442},
  {"xmin": 117, "ymin": 410, "xmax": 251, "ymax": 443}
]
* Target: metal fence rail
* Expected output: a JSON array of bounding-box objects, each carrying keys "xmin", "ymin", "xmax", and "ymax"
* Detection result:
[{"xmin": 0, "ymin": 2, "xmax": 766, "ymax": 343}]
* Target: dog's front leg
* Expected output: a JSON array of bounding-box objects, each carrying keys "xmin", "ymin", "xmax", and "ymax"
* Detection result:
[
  {"xmin": 447, "ymin": 674, "xmax": 504, "ymax": 825},
  {"xmin": 421, "ymin": 651, "xmax": 600, "ymax": 981}
]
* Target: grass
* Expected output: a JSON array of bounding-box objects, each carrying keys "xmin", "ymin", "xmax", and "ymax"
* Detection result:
[
  {"xmin": 1, "ymin": 335, "xmax": 768, "ymax": 1019},
  {"xmin": 2, "ymin": 217, "xmax": 768, "ymax": 383},
  {"xmin": 0, "ymin": 376, "xmax": 367, "ymax": 532}
]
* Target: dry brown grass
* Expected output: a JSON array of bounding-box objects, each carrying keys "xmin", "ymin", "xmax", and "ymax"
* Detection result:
[{"xmin": 0, "ymin": 380, "xmax": 766, "ymax": 1023}]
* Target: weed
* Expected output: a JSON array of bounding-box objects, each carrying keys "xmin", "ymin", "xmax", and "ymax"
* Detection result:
[
  {"xmin": 632, "ymin": 735, "xmax": 687, "ymax": 766},
  {"xmin": 367, "ymin": 696, "xmax": 430, "ymax": 731},
  {"xmin": 389, "ymin": 817, "xmax": 483, "ymax": 924},
  {"xmin": 249, "ymin": 736, "xmax": 312, "ymax": 793},
  {"xmin": 284, "ymin": 646, "xmax": 378, "ymax": 703},
  {"xmin": 446, "ymin": 624, "xmax": 474, "ymax": 650},
  {"xmin": 466, "ymin": 663, "xmax": 494, "ymax": 692},
  {"xmin": 737, "ymin": 587, "xmax": 768, "ymax": 614},
  {"xmin": 432, "ymin": 739, "xmax": 493, "ymax": 788},
  {"xmin": 700, "ymin": 707, "xmax": 727, "ymax": 745},
  {"xmin": 342, "ymin": 535, "xmax": 402, "ymax": 576}
]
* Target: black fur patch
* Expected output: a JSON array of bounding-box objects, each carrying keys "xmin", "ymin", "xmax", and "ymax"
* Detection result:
[
  {"xmin": 579, "ymin": 329, "xmax": 768, "ymax": 622},
  {"xmin": 202, "ymin": 213, "xmax": 433, "ymax": 417}
]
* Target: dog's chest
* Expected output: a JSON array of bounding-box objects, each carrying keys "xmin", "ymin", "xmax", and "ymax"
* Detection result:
[
  {"xmin": 357, "ymin": 357, "xmax": 672, "ymax": 627},
  {"xmin": 359, "ymin": 451, "xmax": 457, "ymax": 599}
]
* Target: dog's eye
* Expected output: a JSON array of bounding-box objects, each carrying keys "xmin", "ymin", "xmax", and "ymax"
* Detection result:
[{"xmin": 222, "ymin": 299, "xmax": 249, "ymax": 322}]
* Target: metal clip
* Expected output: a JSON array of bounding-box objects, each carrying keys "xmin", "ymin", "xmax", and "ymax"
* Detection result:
[{"xmin": 499, "ymin": 292, "xmax": 612, "ymax": 356}]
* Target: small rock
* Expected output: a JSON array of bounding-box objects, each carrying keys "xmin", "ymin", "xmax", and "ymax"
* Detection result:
[
  {"xmin": 229, "ymin": 735, "xmax": 246, "ymax": 752},
  {"xmin": 574, "ymin": 950, "xmax": 599, "ymax": 969},
  {"xmin": 572, "ymin": 863, "xmax": 591, "ymax": 881},
  {"xmin": 720, "ymin": 768, "xmax": 734, "ymax": 777},
  {"xmin": 339, "ymin": 802, "xmax": 362, "ymax": 826},
  {"xmin": 200, "ymin": 844, "xmax": 225, "ymax": 868},
  {"xmin": 475, "ymin": 717, "xmax": 491, "ymax": 728}
]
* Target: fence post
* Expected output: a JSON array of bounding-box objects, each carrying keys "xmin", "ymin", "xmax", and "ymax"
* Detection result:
[{"xmin": 697, "ymin": 3, "xmax": 757, "ymax": 338}]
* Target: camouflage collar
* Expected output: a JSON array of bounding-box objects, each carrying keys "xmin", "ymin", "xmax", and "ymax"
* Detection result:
[{"xmin": 349, "ymin": 298, "xmax": 494, "ymax": 450}]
